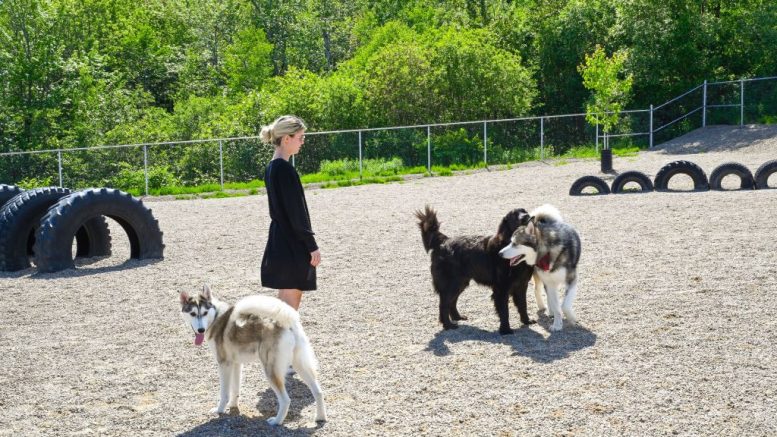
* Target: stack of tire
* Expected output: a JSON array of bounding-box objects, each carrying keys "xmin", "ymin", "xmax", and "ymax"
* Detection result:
[
  {"xmin": 569, "ymin": 158, "xmax": 777, "ymax": 196},
  {"xmin": 0, "ymin": 185, "xmax": 164, "ymax": 273}
]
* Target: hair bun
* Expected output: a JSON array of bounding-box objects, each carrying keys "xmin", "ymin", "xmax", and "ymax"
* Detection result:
[{"xmin": 260, "ymin": 126, "xmax": 274, "ymax": 144}]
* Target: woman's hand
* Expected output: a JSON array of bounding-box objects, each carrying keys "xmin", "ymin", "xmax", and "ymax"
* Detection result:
[{"xmin": 310, "ymin": 249, "xmax": 321, "ymax": 267}]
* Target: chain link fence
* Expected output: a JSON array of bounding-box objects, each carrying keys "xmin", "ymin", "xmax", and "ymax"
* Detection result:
[{"xmin": 2, "ymin": 77, "xmax": 775, "ymax": 195}]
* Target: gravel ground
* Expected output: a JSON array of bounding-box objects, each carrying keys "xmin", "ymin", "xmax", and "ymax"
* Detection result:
[{"xmin": 1, "ymin": 125, "xmax": 776, "ymax": 436}]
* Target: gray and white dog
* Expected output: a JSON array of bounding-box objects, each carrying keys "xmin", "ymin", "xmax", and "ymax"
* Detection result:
[
  {"xmin": 498, "ymin": 204, "xmax": 581, "ymax": 331},
  {"xmin": 180, "ymin": 284, "xmax": 327, "ymax": 426}
]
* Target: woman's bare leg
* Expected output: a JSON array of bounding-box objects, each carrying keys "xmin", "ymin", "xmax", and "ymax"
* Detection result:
[{"xmin": 278, "ymin": 289, "xmax": 302, "ymax": 310}]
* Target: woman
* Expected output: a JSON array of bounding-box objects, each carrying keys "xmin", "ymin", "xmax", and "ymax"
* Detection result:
[{"xmin": 259, "ymin": 115, "xmax": 320, "ymax": 311}]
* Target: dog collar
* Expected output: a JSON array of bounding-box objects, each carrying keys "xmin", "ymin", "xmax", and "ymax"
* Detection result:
[{"xmin": 536, "ymin": 254, "xmax": 551, "ymax": 271}]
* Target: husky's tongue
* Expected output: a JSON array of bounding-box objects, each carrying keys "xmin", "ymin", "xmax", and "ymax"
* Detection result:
[{"xmin": 194, "ymin": 333, "xmax": 205, "ymax": 346}]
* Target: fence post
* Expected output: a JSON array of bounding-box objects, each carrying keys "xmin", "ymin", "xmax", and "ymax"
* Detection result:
[
  {"xmin": 483, "ymin": 121, "xmax": 488, "ymax": 168},
  {"xmin": 740, "ymin": 78, "xmax": 745, "ymax": 126},
  {"xmin": 358, "ymin": 131, "xmax": 363, "ymax": 180},
  {"xmin": 57, "ymin": 151, "xmax": 63, "ymax": 188},
  {"xmin": 218, "ymin": 140, "xmax": 224, "ymax": 190},
  {"xmin": 427, "ymin": 126, "xmax": 431, "ymax": 175},
  {"xmin": 702, "ymin": 79, "xmax": 707, "ymax": 127},
  {"xmin": 143, "ymin": 145, "xmax": 149, "ymax": 196},
  {"xmin": 540, "ymin": 117, "xmax": 544, "ymax": 160},
  {"xmin": 649, "ymin": 104, "xmax": 654, "ymax": 148},
  {"xmin": 595, "ymin": 122, "xmax": 599, "ymax": 153}
]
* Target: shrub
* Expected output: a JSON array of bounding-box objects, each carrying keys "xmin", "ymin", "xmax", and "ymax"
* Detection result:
[
  {"xmin": 110, "ymin": 163, "xmax": 180, "ymax": 194},
  {"xmin": 17, "ymin": 176, "xmax": 54, "ymax": 189}
]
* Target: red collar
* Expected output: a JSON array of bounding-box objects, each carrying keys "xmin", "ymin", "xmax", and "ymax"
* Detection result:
[{"xmin": 536, "ymin": 253, "xmax": 551, "ymax": 271}]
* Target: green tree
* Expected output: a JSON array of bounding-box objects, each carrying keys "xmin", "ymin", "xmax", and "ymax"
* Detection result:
[
  {"xmin": 223, "ymin": 27, "xmax": 274, "ymax": 94},
  {"xmin": 578, "ymin": 45, "xmax": 633, "ymax": 149}
]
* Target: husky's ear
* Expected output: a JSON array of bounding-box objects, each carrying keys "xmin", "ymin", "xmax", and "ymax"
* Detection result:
[
  {"xmin": 526, "ymin": 220, "xmax": 536, "ymax": 234},
  {"xmin": 201, "ymin": 284, "xmax": 212, "ymax": 300},
  {"xmin": 179, "ymin": 291, "xmax": 190, "ymax": 304}
]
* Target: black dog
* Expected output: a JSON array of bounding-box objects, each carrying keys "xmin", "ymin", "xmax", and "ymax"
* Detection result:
[{"xmin": 415, "ymin": 206, "xmax": 535, "ymax": 335}]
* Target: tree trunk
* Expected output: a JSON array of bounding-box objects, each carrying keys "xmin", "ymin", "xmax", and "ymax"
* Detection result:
[{"xmin": 323, "ymin": 28, "xmax": 332, "ymax": 70}]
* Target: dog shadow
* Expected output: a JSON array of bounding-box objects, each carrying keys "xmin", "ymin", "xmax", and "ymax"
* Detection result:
[
  {"xmin": 177, "ymin": 378, "xmax": 323, "ymax": 436},
  {"xmin": 177, "ymin": 415, "xmax": 322, "ymax": 437},
  {"xmin": 425, "ymin": 314, "xmax": 597, "ymax": 363},
  {"xmin": 256, "ymin": 376, "xmax": 318, "ymax": 423}
]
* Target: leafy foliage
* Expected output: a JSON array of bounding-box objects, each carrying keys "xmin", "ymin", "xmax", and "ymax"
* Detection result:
[{"xmin": 1, "ymin": 0, "xmax": 776, "ymax": 189}]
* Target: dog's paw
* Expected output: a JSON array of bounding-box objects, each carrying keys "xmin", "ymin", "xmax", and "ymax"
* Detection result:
[
  {"xmin": 315, "ymin": 414, "xmax": 327, "ymax": 422},
  {"xmin": 549, "ymin": 321, "xmax": 563, "ymax": 331},
  {"xmin": 452, "ymin": 314, "xmax": 468, "ymax": 321},
  {"xmin": 442, "ymin": 324, "xmax": 459, "ymax": 330},
  {"xmin": 209, "ymin": 407, "xmax": 225, "ymax": 415},
  {"xmin": 521, "ymin": 318, "xmax": 537, "ymax": 325},
  {"xmin": 267, "ymin": 417, "xmax": 282, "ymax": 426}
]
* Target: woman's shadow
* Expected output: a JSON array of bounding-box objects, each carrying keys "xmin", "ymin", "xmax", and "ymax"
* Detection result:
[
  {"xmin": 177, "ymin": 378, "xmax": 323, "ymax": 437},
  {"xmin": 425, "ymin": 312, "xmax": 597, "ymax": 363}
]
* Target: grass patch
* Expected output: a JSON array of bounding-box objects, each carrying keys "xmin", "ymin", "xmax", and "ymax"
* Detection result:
[
  {"xmin": 560, "ymin": 143, "xmax": 642, "ymax": 159},
  {"xmin": 139, "ymin": 146, "xmax": 645, "ymax": 200}
]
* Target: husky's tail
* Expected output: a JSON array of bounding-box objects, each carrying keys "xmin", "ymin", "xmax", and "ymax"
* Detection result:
[
  {"xmin": 531, "ymin": 204, "xmax": 564, "ymax": 224},
  {"xmin": 415, "ymin": 205, "xmax": 448, "ymax": 252},
  {"xmin": 233, "ymin": 295, "xmax": 300, "ymax": 329}
]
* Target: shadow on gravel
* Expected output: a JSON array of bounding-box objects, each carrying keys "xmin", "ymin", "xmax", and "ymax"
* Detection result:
[
  {"xmin": 24, "ymin": 258, "xmax": 162, "ymax": 279},
  {"xmin": 178, "ymin": 379, "xmax": 324, "ymax": 437},
  {"xmin": 425, "ymin": 315, "xmax": 597, "ymax": 363},
  {"xmin": 654, "ymin": 125, "xmax": 777, "ymax": 155},
  {"xmin": 256, "ymin": 377, "xmax": 317, "ymax": 423}
]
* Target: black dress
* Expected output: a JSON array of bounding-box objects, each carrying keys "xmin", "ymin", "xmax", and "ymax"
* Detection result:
[{"xmin": 261, "ymin": 159, "xmax": 318, "ymax": 290}]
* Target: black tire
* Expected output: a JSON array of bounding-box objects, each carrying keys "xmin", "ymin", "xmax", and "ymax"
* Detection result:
[
  {"xmin": 754, "ymin": 159, "xmax": 777, "ymax": 189},
  {"xmin": 653, "ymin": 160, "xmax": 709, "ymax": 192},
  {"xmin": 709, "ymin": 162, "xmax": 755, "ymax": 190},
  {"xmin": 34, "ymin": 188, "xmax": 164, "ymax": 273},
  {"xmin": 569, "ymin": 175, "xmax": 611, "ymax": 196},
  {"xmin": 611, "ymin": 170, "xmax": 654, "ymax": 194},
  {"xmin": 0, "ymin": 184, "xmax": 23, "ymax": 208},
  {"xmin": 0, "ymin": 187, "xmax": 111, "ymax": 272}
]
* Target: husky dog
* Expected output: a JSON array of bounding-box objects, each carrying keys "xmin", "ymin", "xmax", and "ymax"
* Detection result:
[
  {"xmin": 415, "ymin": 206, "xmax": 535, "ymax": 335},
  {"xmin": 179, "ymin": 284, "xmax": 327, "ymax": 426},
  {"xmin": 498, "ymin": 204, "xmax": 581, "ymax": 331}
]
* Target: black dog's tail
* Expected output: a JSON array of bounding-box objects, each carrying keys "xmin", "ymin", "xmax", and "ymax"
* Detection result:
[{"xmin": 415, "ymin": 205, "xmax": 447, "ymax": 252}]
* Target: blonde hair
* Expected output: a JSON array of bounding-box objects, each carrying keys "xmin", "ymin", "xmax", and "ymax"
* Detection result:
[{"xmin": 260, "ymin": 115, "xmax": 307, "ymax": 147}]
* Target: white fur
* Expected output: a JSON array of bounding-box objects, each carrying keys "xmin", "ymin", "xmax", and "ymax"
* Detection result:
[
  {"xmin": 531, "ymin": 203, "xmax": 563, "ymax": 223},
  {"xmin": 534, "ymin": 267, "xmax": 577, "ymax": 331},
  {"xmin": 233, "ymin": 295, "xmax": 300, "ymax": 329},
  {"xmin": 498, "ymin": 205, "xmax": 579, "ymax": 331},
  {"xmin": 181, "ymin": 288, "xmax": 326, "ymax": 426}
]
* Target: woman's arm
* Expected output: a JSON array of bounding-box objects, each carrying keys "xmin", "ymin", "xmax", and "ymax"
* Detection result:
[{"xmin": 277, "ymin": 164, "xmax": 318, "ymax": 252}]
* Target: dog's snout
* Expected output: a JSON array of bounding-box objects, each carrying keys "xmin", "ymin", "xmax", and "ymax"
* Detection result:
[{"xmin": 197, "ymin": 328, "xmax": 205, "ymax": 333}]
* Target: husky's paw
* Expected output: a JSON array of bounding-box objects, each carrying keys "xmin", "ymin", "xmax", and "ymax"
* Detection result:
[
  {"xmin": 267, "ymin": 417, "xmax": 283, "ymax": 426},
  {"xmin": 549, "ymin": 321, "xmax": 563, "ymax": 331},
  {"xmin": 210, "ymin": 407, "xmax": 226, "ymax": 415},
  {"xmin": 315, "ymin": 413, "xmax": 327, "ymax": 423}
]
